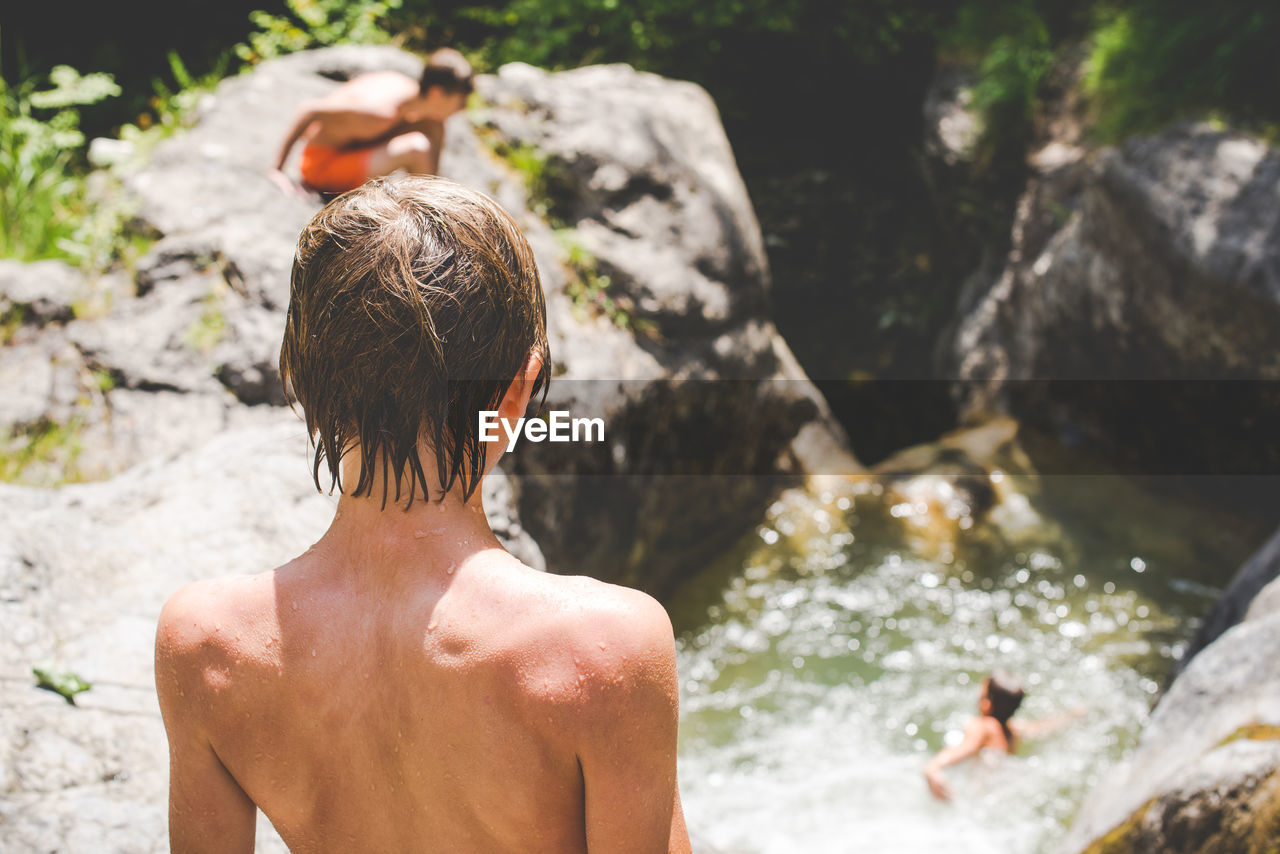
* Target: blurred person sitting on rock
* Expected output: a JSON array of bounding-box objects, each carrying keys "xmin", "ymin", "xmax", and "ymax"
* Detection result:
[
  {"xmin": 270, "ymin": 48, "xmax": 472, "ymax": 196},
  {"xmin": 155, "ymin": 176, "xmax": 691, "ymax": 853}
]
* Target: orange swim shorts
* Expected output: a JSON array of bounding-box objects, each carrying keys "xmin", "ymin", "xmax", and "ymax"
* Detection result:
[{"xmin": 299, "ymin": 143, "xmax": 376, "ymax": 194}]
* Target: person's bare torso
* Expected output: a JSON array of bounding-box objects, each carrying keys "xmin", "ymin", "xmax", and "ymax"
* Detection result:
[
  {"xmin": 195, "ymin": 548, "xmax": 620, "ymax": 853},
  {"xmin": 304, "ymin": 71, "xmax": 420, "ymax": 149}
]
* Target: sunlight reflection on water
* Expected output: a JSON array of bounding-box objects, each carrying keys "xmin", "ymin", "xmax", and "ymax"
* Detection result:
[{"xmin": 674, "ymin": 470, "xmax": 1248, "ymax": 854}]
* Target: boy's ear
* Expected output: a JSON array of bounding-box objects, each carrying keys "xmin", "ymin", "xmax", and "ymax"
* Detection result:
[{"xmin": 496, "ymin": 349, "xmax": 545, "ymax": 420}]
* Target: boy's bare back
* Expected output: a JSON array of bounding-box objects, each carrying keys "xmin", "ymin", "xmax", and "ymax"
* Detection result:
[
  {"xmin": 155, "ymin": 178, "xmax": 690, "ymax": 852},
  {"xmin": 299, "ymin": 71, "xmax": 420, "ymax": 148},
  {"xmin": 158, "ymin": 509, "xmax": 687, "ymax": 852}
]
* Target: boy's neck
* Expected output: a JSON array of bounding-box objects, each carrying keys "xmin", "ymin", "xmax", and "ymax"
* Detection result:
[{"xmin": 317, "ymin": 476, "xmax": 502, "ymax": 583}]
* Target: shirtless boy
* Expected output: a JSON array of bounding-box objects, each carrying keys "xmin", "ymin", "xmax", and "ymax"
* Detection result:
[
  {"xmin": 155, "ymin": 176, "xmax": 692, "ymax": 853},
  {"xmin": 272, "ymin": 48, "xmax": 473, "ymax": 195}
]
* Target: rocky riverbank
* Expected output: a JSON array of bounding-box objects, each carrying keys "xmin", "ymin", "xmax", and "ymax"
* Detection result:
[
  {"xmin": 0, "ymin": 45, "xmax": 854, "ymax": 850},
  {"xmin": 1057, "ymin": 526, "xmax": 1280, "ymax": 854}
]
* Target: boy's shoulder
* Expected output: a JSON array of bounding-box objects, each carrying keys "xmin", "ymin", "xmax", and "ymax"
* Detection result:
[
  {"xmin": 500, "ymin": 565, "xmax": 674, "ymax": 658},
  {"xmin": 483, "ymin": 562, "xmax": 677, "ymax": 702},
  {"xmin": 155, "ymin": 573, "xmax": 274, "ymax": 669},
  {"xmin": 330, "ymin": 70, "xmax": 419, "ymax": 98}
]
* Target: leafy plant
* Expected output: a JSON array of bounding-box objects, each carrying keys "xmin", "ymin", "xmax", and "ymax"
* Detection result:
[
  {"xmin": 941, "ymin": 0, "xmax": 1059, "ymax": 169},
  {"xmin": 471, "ymin": 123, "xmax": 573, "ymax": 224},
  {"xmin": 236, "ymin": 0, "xmax": 404, "ymax": 64},
  {"xmin": 1083, "ymin": 2, "xmax": 1280, "ymax": 140},
  {"xmin": 0, "ymin": 417, "xmax": 87, "ymax": 485},
  {"xmin": 0, "ymin": 66, "xmax": 120, "ymax": 262},
  {"xmin": 136, "ymin": 51, "xmax": 231, "ymax": 140},
  {"xmin": 32, "ymin": 665, "xmax": 92, "ymax": 705},
  {"xmin": 554, "ymin": 229, "xmax": 654, "ymax": 335}
]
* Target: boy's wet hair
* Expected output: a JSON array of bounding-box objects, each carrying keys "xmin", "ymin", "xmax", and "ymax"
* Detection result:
[
  {"xmin": 984, "ymin": 670, "xmax": 1026, "ymax": 739},
  {"xmin": 280, "ymin": 175, "xmax": 549, "ymax": 508},
  {"xmin": 419, "ymin": 48, "xmax": 474, "ymax": 97}
]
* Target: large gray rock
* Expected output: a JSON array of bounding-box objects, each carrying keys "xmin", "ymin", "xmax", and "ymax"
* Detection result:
[
  {"xmin": 947, "ymin": 123, "xmax": 1280, "ymax": 473},
  {"xmin": 114, "ymin": 49, "xmax": 855, "ymax": 547},
  {"xmin": 1167, "ymin": 525, "xmax": 1280, "ymax": 685},
  {"xmin": 460, "ymin": 62, "xmax": 855, "ymax": 595},
  {"xmin": 1072, "ymin": 740, "xmax": 1280, "ymax": 854},
  {"xmin": 1058, "ymin": 565, "xmax": 1280, "ymax": 853},
  {"xmin": 0, "ymin": 416, "xmax": 538, "ymax": 853},
  {"xmin": 476, "ymin": 62, "xmax": 769, "ymax": 333}
]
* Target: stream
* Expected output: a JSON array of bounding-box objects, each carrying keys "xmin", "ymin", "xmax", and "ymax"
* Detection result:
[{"xmin": 670, "ymin": 427, "xmax": 1269, "ymax": 854}]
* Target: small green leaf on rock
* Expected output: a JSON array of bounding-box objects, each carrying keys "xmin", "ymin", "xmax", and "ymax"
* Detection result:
[{"xmin": 32, "ymin": 665, "xmax": 92, "ymax": 705}]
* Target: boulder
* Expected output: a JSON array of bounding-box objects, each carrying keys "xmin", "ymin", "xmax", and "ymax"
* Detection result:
[
  {"xmin": 1075, "ymin": 740, "xmax": 1280, "ymax": 854},
  {"xmin": 1058, "ymin": 563, "xmax": 1280, "ymax": 853},
  {"xmin": 1166, "ymin": 525, "xmax": 1280, "ymax": 684},
  {"xmin": 463, "ymin": 62, "xmax": 856, "ymax": 595},
  {"xmin": 946, "ymin": 123, "xmax": 1280, "ymax": 475}
]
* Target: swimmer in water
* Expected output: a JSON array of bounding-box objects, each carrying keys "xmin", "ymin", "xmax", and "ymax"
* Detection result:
[{"xmin": 924, "ymin": 670, "xmax": 1085, "ymax": 801}]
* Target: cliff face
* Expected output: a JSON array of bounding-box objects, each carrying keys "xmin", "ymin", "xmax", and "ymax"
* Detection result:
[
  {"xmin": 944, "ymin": 122, "xmax": 1280, "ymax": 477},
  {"xmin": 0, "ymin": 46, "xmax": 853, "ymax": 850}
]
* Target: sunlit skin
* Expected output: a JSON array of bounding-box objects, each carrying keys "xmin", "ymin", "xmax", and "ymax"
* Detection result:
[
  {"xmin": 924, "ymin": 678, "xmax": 1086, "ymax": 801},
  {"xmin": 923, "ymin": 678, "xmax": 1016, "ymax": 802},
  {"xmin": 270, "ymin": 70, "xmax": 467, "ymax": 193},
  {"xmin": 154, "ymin": 351, "xmax": 692, "ymax": 853}
]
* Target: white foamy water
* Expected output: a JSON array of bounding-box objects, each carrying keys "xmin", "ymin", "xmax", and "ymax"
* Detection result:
[{"xmin": 674, "ymin": 474, "xmax": 1256, "ymax": 854}]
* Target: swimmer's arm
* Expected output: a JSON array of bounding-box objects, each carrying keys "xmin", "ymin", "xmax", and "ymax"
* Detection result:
[
  {"xmin": 156, "ymin": 585, "xmax": 257, "ymax": 853},
  {"xmin": 1010, "ymin": 706, "xmax": 1087, "ymax": 741},
  {"xmin": 924, "ymin": 717, "xmax": 987, "ymax": 801},
  {"xmin": 575, "ymin": 592, "xmax": 692, "ymax": 854}
]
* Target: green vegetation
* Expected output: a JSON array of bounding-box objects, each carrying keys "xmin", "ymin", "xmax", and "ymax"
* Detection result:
[
  {"xmin": 473, "ymin": 125, "xmax": 565, "ymax": 223},
  {"xmin": 184, "ymin": 280, "xmax": 230, "ymax": 353},
  {"xmin": 554, "ymin": 229, "xmax": 654, "ymax": 335},
  {"xmin": 4, "ymin": 0, "xmax": 1276, "ymax": 273},
  {"xmin": 0, "ymin": 53, "xmax": 219, "ymax": 270},
  {"xmin": 32, "ymin": 665, "xmax": 92, "ymax": 705},
  {"xmin": 235, "ymin": 0, "xmax": 402, "ymax": 63},
  {"xmin": 1083, "ymin": 2, "xmax": 1280, "ymax": 141},
  {"xmin": 0, "ymin": 66, "xmax": 120, "ymax": 263},
  {"xmin": 91, "ymin": 368, "xmax": 118, "ymax": 394},
  {"xmin": 0, "ymin": 418, "xmax": 87, "ymax": 485},
  {"xmin": 944, "ymin": 0, "xmax": 1280, "ymax": 152},
  {"xmin": 122, "ymin": 52, "xmax": 231, "ymax": 150},
  {"xmin": 941, "ymin": 1, "xmax": 1059, "ymax": 169},
  {"xmin": 1, "ymin": 304, "xmax": 28, "ymax": 345}
]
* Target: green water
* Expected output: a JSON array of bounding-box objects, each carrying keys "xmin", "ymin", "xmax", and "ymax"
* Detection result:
[{"xmin": 671, "ymin": 448, "xmax": 1270, "ymax": 853}]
